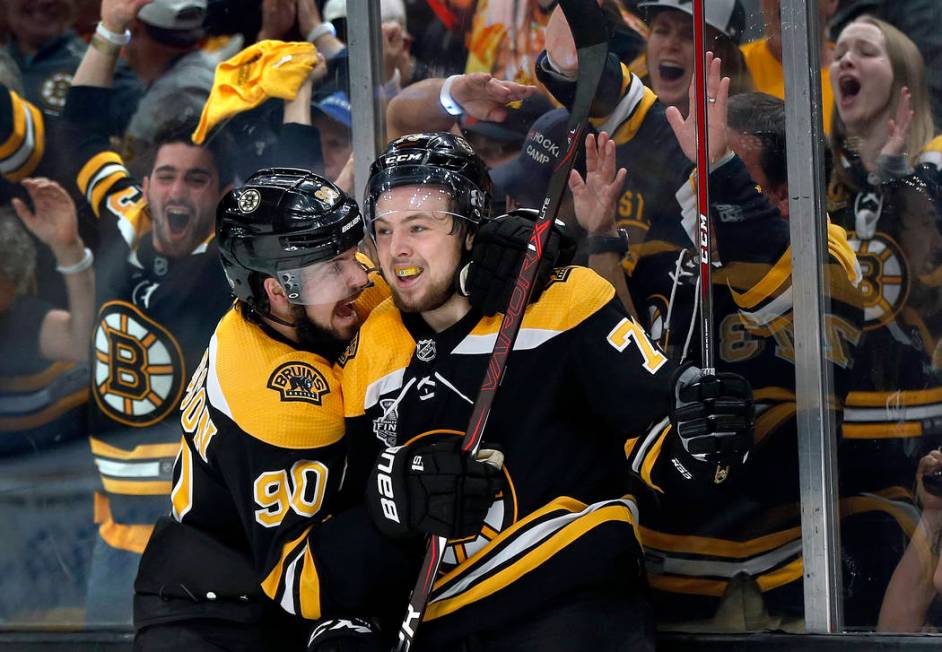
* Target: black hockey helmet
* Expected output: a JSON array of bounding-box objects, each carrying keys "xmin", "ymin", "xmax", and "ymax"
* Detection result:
[
  {"xmin": 216, "ymin": 168, "xmax": 365, "ymax": 307},
  {"xmin": 364, "ymin": 132, "xmax": 493, "ymax": 235}
]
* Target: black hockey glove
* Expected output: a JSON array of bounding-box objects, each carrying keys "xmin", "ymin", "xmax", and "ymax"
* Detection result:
[
  {"xmin": 670, "ymin": 364, "xmax": 755, "ymax": 463},
  {"xmin": 460, "ymin": 209, "xmax": 577, "ymax": 316},
  {"xmin": 367, "ymin": 439, "xmax": 505, "ymax": 540},
  {"xmin": 307, "ymin": 617, "xmax": 384, "ymax": 652}
]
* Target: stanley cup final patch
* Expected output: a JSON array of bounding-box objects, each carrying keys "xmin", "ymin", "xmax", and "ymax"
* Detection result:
[{"xmin": 267, "ymin": 362, "xmax": 330, "ymax": 405}]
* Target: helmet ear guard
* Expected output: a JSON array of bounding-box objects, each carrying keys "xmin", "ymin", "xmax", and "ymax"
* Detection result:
[{"xmin": 216, "ymin": 168, "xmax": 364, "ymax": 310}]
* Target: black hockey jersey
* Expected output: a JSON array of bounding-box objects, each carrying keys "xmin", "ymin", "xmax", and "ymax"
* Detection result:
[
  {"xmin": 138, "ymin": 277, "xmax": 424, "ymax": 632},
  {"xmin": 0, "ymin": 86, "xmax": 45, "ymax": 183},
  {"xmin": 828, "ymin": 137, "xmax": 942, "ymax": 494},
  {"xmin": 57, "ymin": 86, "xmax": 232, "ymax": 552},
  {"xmin": 340, "ymin": 266, "xmax": 721, "ymax": 647}
]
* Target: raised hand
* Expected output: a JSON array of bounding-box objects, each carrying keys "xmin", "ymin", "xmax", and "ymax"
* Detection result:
[
  {"xmin": 568, "ymin": 132, "xmax": 627, "ymax": 235},
  {"xmin": 449, "ymin": 73, "xmax": 535, "ymax": 122},
  {"xmin": 11, "ymin": 178, "xmax": 82, "ymax": 263},
  {"xmin": 880, "ymin": 86, "xmax": 914, "ymax": 159},
  {"xmin": 665, "ymin": 51, "xmax": 731, "ymax": 165},
  {"xmin": 296, "ymin": 0, "xmax": 322, "ymax": 38},
  {"xmin": 101, "ymin": 0, "xmax": 154, "ymax": 33}
]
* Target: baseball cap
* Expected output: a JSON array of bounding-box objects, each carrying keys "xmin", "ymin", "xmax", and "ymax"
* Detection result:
[
  {"xmin": 462, "ymin": 93, "xmax": 555, "ymax": 146},
  {"xmin": 638, "ymin": 0, "xmax": 745, "ymax": 44},
  {"xmin": 313, "ymin": 91, "xmax": 352, "ymax": 130},
  {"xmin": 138, "ymin": 0, "xmax": 208, "ymax": 31},
  {"xmin": 323, "ymin": 0, "xmax": 407, "ymax": 29},
  {"xmin": 489, "ymin": 108, "xmax": 574, "ymax": 209}
]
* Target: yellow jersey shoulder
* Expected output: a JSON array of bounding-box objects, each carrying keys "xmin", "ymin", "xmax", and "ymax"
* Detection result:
[
  {"xmin": 339, "ymin": 297, "xmax": 416, "ymax": 418},
  {"xmin": 471, "ymin": 266, "xmax": 616, "ymax": 337},
  {"xmin": 209, "ymin": 308, "xmax": 344, "ymax": 450}
]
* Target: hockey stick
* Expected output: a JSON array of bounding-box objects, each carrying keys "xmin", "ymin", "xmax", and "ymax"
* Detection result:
[
  {"xmin": 392, "ymin": 2, "xmax": 608, "ymax": 650},
  {"xmin": 692, "ymin": 0, "xmax": 716, "ymax": 373}
]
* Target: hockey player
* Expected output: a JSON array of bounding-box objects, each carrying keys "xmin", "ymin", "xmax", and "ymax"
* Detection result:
[
  {"xmin": 337, "ymin": 131, "xmax": 755, "ymax": 651},
  {"xmin": 59, "ymin": 0, "xmax": 335, "ymax": 622},
  {"xmin": 134, "ymin": 166, "xmax": 568, "ymax": 650}
]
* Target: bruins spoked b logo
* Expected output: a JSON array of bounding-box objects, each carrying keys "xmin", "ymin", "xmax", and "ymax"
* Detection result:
[
  {"xmin": 267, "ymin": 362, "xmax": 330, "ymax": 405},
  {"xmin": 93, "ymin": 301, "xmax": 185, "ymax": 427}
]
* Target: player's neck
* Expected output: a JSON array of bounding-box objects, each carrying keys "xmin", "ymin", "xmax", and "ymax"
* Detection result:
[{"xmin": 421, "ymin": 293, "xmax": 472, "ymax": 333}]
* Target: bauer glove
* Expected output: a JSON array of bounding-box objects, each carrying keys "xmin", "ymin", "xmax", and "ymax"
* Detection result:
[
  {"xmin": 459, "ymin": 208, "xmax": 576, "ymax": 316},
  {"xmin": 670, "ymin": 364, "xmax": 755, "ymax": 463},
  {"xmin": 307, "ymin": 617, "xmax": 384, "ymax": 652},
  {"xmin": 367, "ymin": 438, "xmax": 505, "ymax": 540}
]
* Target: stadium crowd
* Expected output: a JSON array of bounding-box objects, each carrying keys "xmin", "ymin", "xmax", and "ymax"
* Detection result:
[{"xmin": 1, "ymin": 0, "xmax": 942, "ymax": 648}]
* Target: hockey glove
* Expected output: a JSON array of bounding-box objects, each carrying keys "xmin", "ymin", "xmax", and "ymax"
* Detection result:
[
  {"xmin": 460, "ymin": 209, "xmax": 577, "ymax": 316},
  {"xmin": 307, "ymin": 617, "xmax": 384, "ymax": 652},
  {"xmin": 367, "ymin": 439, "xmax": 505, "ymax": 540},
  {"xmin": 670, "ymin": 364, "xmax": 755, "ymax": 463}
]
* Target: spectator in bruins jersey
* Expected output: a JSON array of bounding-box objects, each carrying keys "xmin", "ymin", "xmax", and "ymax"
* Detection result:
[
  {"xmin": 58, "ymin": 0, "xmax": 335, "ymax": 623},
  {"xmin": 336, "ymin": 131, "xmax": 755, "ymax": 651},
  {"xmin": 568, "ymin": 56, "xmax": 867, "ymax": 630},
  {"xmin": 827, "ymin": 16, "xmax": 942, "ymax": 497},
  {"xmin": 1, "ymin": 0, "xmax": 142, "ymax": 132},
  {"xmin": 0, "ymin": 179, "xmax": 94, "ymax": 455},
  {"xmin": 740, "ymin": 0, "xmax": 838, "ymax": 133}
]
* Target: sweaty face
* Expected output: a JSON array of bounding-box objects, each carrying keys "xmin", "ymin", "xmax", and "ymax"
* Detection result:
[
  {"xmin": 830, "ymin": 22, "xmax": 894, "ymax": 136},
  {"xmin": 144, "ymin": 143, "xmax": 222, "ymax": 258},
  {"xmin": 6, "ymin": 0, "xmax": 73, "ymax": 50},
  {"xmin": 373, "ymin": 185, "xmax": 466, "ymax": 315},
  {"xmin": 646, "ymin": 10, "xmax": 695, "ymax": 112}
]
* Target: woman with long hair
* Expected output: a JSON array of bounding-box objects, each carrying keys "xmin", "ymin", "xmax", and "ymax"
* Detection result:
[{"xmin": 828, "ymin": 16, "xmax": 942, "ymax": 627}]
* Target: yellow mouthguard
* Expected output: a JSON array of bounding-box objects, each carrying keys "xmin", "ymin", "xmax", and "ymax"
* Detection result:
[{"xmin": 396, "ymin": 266, "xmax": 423, "ymax": 278}]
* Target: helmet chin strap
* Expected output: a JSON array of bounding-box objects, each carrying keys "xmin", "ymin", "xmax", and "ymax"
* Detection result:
[{"xmin": 254, "ymin": 306, "xmax": 298, "ymax": 328}]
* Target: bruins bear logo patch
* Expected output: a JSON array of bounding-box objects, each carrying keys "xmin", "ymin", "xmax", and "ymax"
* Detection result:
[{"xmin": 267, "ymin": 362, "xmax": 330, "ymax": 405}]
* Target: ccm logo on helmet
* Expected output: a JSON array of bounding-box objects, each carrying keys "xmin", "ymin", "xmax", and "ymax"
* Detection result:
[
  {"xmin": 376, "ymin": 447, "xmax": 402, "ymax": 523},
  {"xmin": 384, "ymin": 152, "xmax": 424, "ymax": 165}
]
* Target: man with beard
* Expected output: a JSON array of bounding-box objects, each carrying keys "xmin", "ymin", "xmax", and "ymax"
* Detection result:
[
  {"xmin": 133, "ymin": 168, "xmax": 508, "ymax": 650},
  {"xmin": 338, "ymin": 132, "xmax": 755, "ymax": 651}
]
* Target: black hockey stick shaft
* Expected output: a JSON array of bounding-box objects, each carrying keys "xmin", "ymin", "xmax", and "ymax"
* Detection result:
[
  {"xmin": 392, "ymin": 2, "xmax": 608, "ymax": 650},
  {"xmin": 692, "ymin": 0, "xmax": 716, "ymax": 373}
]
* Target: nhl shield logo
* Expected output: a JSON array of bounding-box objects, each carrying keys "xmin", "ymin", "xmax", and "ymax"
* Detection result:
[
  {"xmin": 238, "ymin": 189, "xmax": 261, "ymax": 214},
  {"xmin": 373, "ymin": 398, "xmax": 399, "ymax": 445},
  {"xmin": 416, "ymin": 339, "xmax": 436, "ymax": 362},
  {"xmin": 267, "ymin": 362, "xmax": 330, "ymax": 405}
]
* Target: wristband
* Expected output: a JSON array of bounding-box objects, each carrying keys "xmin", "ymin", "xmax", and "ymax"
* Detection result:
[
  {"xmin": 586, "ymin": 229, "xmax": 628, "ymax": 256},
  {"xmin": 96, "ymin": 21, "xmax": 132, "ymax": 46},
  {"xmin": 56, "ymin": 247, "xmax": 94, "ymax": 275},
  {"xmin": 439, "ymin": 75, "xmax": 464, "ymax": 116},
  {"xmin": 306, "ymin": 21, "xmax": 336, "ymax": 43},
  {"xmin": 90, "ymin": 33, "xmax": 122, "ymax": 56}
]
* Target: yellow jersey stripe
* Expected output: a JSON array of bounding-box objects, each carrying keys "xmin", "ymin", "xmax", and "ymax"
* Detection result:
[
  {"xmin": 639, "ymin": 525, "xmax": 802, "ymax": 559},
  {"xmin": 0, "ymin": 388, "xmax": 88, "ymax": 431},
  {"xmin": 0, "ymin": 90, "xmax": 26, "ymax": 159},
  {"xmin": 425, "ymin": 503, "xmax": 635, "ymax": 621},
  {"xmin": 298, "ymin": 545, "xmax": 323, "ymax": 619},
  {"xmin": 261, "ymin": 526, "xmax": 312, "ymax": 599},
  {"xmin": 101, "ymin": 478, "xmax": 172, "ymax": 495},
  {"xmin": 89, "ymin": 437, "xmax": 181, "ymax": 461},
  {"xmin": 77, "ymin": 151, "xmax": 123, "ymax": 197}
]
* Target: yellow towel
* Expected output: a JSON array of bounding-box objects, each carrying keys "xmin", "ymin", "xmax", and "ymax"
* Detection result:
[{"xmin": 192, "ymin": 40, "xmax": 318, "ymax": 144}]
